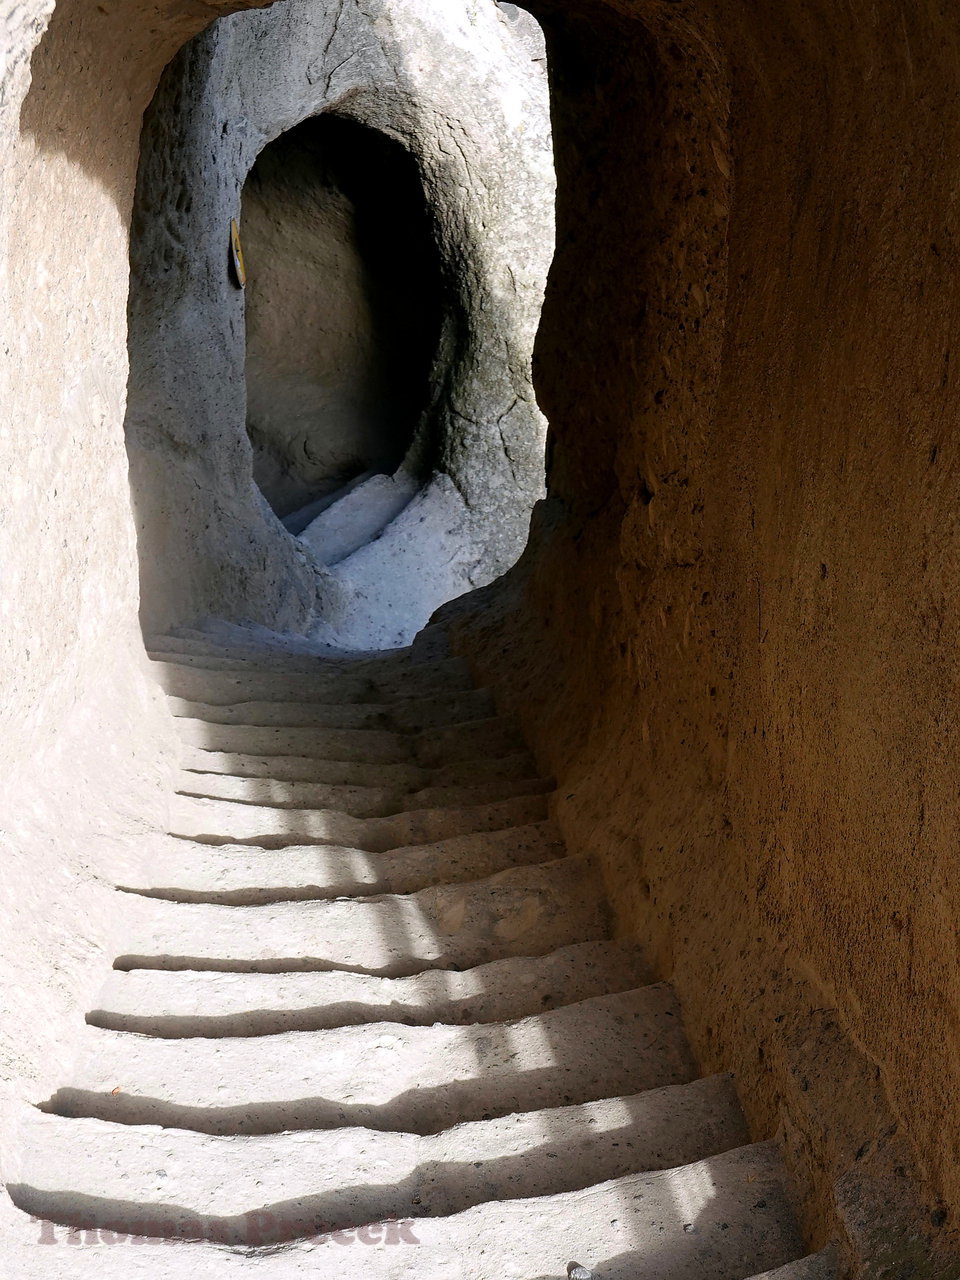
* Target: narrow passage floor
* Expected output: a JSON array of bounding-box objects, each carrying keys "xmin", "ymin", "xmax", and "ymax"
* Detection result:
[{"xmin": 10, "ymin": 625, "xmax": 838, "ymax": 1280}]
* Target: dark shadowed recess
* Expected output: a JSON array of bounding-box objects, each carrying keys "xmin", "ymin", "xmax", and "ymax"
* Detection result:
[{"xmin": 241, "ymin": 114, "xmax": 447, "ymax": 519}]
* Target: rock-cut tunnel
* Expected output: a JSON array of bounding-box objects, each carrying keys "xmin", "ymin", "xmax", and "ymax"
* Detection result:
[{"xmin": 2, "ymin": 0, "xmax": 958, "ymax": 1277}]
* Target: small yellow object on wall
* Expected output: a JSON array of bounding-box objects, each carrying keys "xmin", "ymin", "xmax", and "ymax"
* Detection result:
[{"xmin": 230, "ymin": 217, "xmax": 246, "ymax": 289}]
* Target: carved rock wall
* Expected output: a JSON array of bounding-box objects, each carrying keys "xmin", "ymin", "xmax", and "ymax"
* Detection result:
[
  {"xmin": 445, "ymin": 0, "xmax": 960, "ymax": 1271},
  {"xmin": 127, "ymin": 0, "xmax": 554, "ymax": 647},
  {"xmin": 0, "ymin": 0, "xmax": 272, "ymax": 1203}
]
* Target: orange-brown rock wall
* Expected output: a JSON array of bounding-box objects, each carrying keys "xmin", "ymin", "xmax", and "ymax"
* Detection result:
[{"xmin": 449, "ymin": 0, "xmax": 960, "ymax": 1271}]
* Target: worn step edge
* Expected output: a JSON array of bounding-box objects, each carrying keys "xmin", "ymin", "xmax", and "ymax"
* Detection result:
[
  {"xmin": 173, "ymin": 772, "xmax": 551, "ymax": 819},
  {"xmin": 168, "ymin": 688, "xmax": 495, "ymax": 732},
  {"xmin": 11, "ymin": 1076, "xmax": 749, "ymax": 1243},
  {"xmin": 176, "ymin": 748, "xmax": 535, "ymax": 787},
  {"xmin": 117, "ymin": 822, "xmax": 565, "ymax": 905},
  {"xmin": 89, "ymin": 940, "xmax": 654, "ymax": 1036},
  {"xmin": 747, "ymin": 1247, "xmax": 843, "ymax": 1280},
  {"xmin": 41, "ymin": 986, "xmax": 695, "ymax": 1135},
  {"xmin": 149, "ymin": 633, "xmax": 454, "ymax": 670},
  {"xmin": 175, "ymin": 716, "xmax": 525, "ymax": 768},
  {"xmin": 151, "ymin": 629, "xmax": 447, "ymax": 670},
  {"xmin": 151, "ymin": 652, "xmax": 473, "ymax": 690},
  {"xmin": 168, "ymin": 792, "xmax": 549, "ymax": 852},
  {"xmin": 10, "ymin": 1141, "xmax": 806, "ymax": 1280},
  {"xmin": 112, "ymin": 857, "xmax": 606, "ymax": 977}
]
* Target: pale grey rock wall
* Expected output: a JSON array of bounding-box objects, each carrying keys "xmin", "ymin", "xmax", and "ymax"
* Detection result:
[
  {"xmin": 496, "ymin": 2, "xmax": 548, "ymax": 63},
  {"xmin": 0, "ymin": 0, "xmax": 275, "ymax": 1232},
  {"xmin": 0, "ymin": 1, "xmax": 550, "ymax": 1248},
  {"xmin": 127, "ymin": 0, "xmax": 555, "ymax": 647}
]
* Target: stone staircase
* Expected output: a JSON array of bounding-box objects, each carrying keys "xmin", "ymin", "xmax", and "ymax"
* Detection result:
[{"xmin": 7, "ymin": 628, "xmax": 840, "ymax": 1279}]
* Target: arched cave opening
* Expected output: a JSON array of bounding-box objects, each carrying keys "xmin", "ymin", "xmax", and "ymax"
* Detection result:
[
  {"xmin": 124, "ymin": 0, "xmax": 552, "ymax": 650},
  {"xmin": 240, "ymin": 115, "xmax": 446, "ymax": 528},
  {"xmin": 123, "ymin": 0, "xmax": 554, "ymax": 649}
]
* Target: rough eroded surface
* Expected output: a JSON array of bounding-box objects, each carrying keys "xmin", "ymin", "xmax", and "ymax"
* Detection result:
[
  {"xmin": 5, "ymin": 632, "xmax": 829, "ymax": 1280},
  {"xmin": 127, "ymin": 0, "xmax": 554, "ymax": 646}
]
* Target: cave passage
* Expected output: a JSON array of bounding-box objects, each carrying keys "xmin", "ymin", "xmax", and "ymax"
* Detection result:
[{"xmin": 241, "ymin": 115, "xmax": 447, "ymax": 524}]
